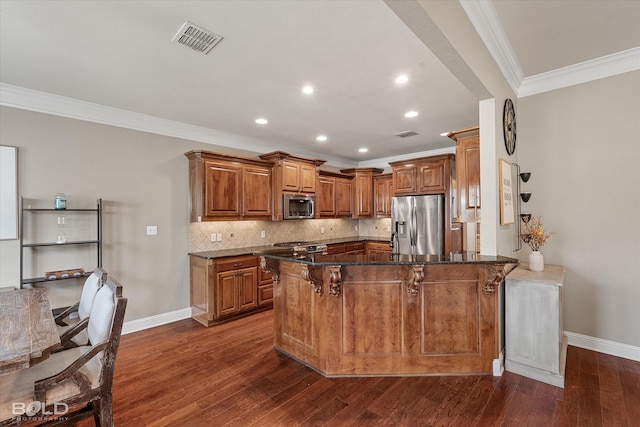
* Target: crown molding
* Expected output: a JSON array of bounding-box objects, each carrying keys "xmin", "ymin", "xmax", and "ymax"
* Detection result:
[
  {"xmin": 0, "ymin": 83, "xmax": 355, "ymax": 169},
  {"xmin": 459, "ymin": 0, "xmax": 523, "ymax": 95},
  {"xmin": 518, "ymin": 47, "xmax": 640, "ymax": 97},
  {"xmin": 460, "ymin": 2, "xmax": 640, "ymax": 98}
]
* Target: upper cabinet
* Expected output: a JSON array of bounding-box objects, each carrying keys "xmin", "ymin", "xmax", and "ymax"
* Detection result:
[
  {"xmin": 259, "ymin": 151, "xmax": 325, "ymax": 220},
  {"xmin": 389, "ymin": 154, "xmax": 455, "ymax": 197},
  {"xmin": 373, "ymin": 173, "xmax": 393, "ymax": 218},
  {"xmin": 448, "ymin": 127, "xmax": 480, "ymax": 222},
  {"xmin": 341, "ymin": 168, "xmax": 383, "ymax": 219},
  {"xmin": 281, "ymin": 160, "xmax": 318, "ymax": 193},
  {"xmin": 185, "ymin": 151, "xmax": 274, "ymax": 222},
  {"xmin": 318, "ymin": 171, "xmax": 353, "ymax": 218}
]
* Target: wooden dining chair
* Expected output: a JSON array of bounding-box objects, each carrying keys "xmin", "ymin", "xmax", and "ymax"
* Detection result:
[
  {"xmin": 54, "ymin": 267, "xmax": 107, "ymax": 348},
  {"xmin": 0, "ymin": 277, "xmax": 127, "ymax": 427}
]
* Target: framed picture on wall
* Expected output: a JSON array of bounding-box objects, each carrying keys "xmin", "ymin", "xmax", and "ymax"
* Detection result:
[
  {"xmin": 499, "ymin": 158, "xmax": 515, "ymax": 225},
  {"xmin": 0, "ymin": 145, "xmax": 18, "ymax": 240}
]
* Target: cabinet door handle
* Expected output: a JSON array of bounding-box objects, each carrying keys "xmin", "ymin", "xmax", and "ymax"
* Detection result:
[{"xmin": 234, "ymin": 262, "xmax": 242, "ymax": 267}]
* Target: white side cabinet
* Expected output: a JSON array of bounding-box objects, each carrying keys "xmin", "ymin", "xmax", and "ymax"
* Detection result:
[{"xmin": 505, "ymin": 264, "xmax": 567, "ymax": 388}]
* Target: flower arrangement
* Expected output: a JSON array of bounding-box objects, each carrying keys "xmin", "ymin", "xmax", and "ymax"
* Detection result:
[{"xmin": 520, "ymin": 216, "xmax": 554, "ymax": 252}]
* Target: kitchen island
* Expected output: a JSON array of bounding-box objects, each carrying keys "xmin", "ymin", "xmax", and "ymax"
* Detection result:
[{"xmin": 257, "ymin": 251, "xmax": 518, "ymax": 377}]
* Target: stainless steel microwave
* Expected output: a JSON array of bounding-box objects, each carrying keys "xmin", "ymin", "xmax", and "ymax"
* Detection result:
[{"xmin": 283, "ymin": 194, "xmax": 315, "ymax": 219}]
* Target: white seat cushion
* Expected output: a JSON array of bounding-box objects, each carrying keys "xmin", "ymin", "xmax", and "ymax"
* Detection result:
[
  {"xmin": 0, "ymin": 346, "xmax": 102, "ymax": 422},
  {"xmin": 88, "ymin": 285, "xmax": 115, "ymax": 346},
  {"xmin": 77, "ymin": 272, "xmax": 103, "ymax": 320}
]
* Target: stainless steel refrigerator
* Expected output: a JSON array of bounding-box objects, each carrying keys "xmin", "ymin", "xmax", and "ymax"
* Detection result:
[{"xmin": 391, "ymin": 195, "xmax": 444, "ymax": 255}]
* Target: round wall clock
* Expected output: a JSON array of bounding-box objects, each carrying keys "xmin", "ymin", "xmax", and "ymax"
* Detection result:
[{"xmin": 503, "ymin": 98, "xmax": 516, "ymax": 155}]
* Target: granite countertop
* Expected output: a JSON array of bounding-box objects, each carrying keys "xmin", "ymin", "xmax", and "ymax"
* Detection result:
[
  {"xmin": 188, "ymin": 235, "xmax": 390, "ymax": 260},
  {"xmin": 258, "ymin": 251, "xmax": 519, "ymax": 266}
]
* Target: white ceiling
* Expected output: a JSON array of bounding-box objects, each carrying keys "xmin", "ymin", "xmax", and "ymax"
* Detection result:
[{"xmin": 1, "ymin": 1, "xmax": 639, "ymax": 167}]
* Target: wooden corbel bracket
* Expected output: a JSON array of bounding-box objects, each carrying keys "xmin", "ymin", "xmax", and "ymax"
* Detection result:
[
  {"xmin": 260, "ymin": 257, "xmax": 280, "ymax": 282},
  {"xmin": 301, "ymin": 265, "xmax": 324, "ymax": 295},
  {"xmin": 328, "ymin": 266, "xmax": 342, "ymax": 297},
  {"xmin": 407, "ymin": 265, "xmax": 424, "ymax": 297},
  {"xmin": 483, "ymin": 265, "xmax": 506, "ymax": 296}
]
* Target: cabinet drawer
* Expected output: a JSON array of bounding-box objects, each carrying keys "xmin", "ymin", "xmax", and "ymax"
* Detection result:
[
  {"xmin": 216, "ymin": 256, "xmax": 259, "ymax": 273},
  {"xmin": 327, "ymin": 243, "xmax": 347, "ymax": 255},
  {"xmin": 345, "ymin": 242, "xmax": 365, "ymax": 252},
  {"xmin": 258, "ymin": 267, "xmax": 273, "ymax": 285},
  {"xmin": 258, "ymin": 284, "xmax": 273, "ymax": 305}
]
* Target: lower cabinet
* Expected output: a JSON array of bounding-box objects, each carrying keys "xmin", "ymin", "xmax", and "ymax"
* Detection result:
[
  {"xmin": 190, "ymin": 254, "xmax": 273, "ymax": 326},
  {"xmin": 326, "ymin": 241, "xmax": 366, "ymax": 255},
  {"xmin": 505, "ymin": 264, "xmax": 567, "ymax": 388},
  {"xmin": 365, "ymin": 240, "xmax": 391, "ymax": 255}
]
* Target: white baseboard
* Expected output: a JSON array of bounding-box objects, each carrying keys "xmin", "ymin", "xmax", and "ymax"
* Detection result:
[
  {"xmin": 120, "ymin": 310, "xmax": 640, "ymax": 364},
  {"xmin": 122, "ymin": 308, "xmax": 191, "ymax": 335},
  {"xmin": 493, "ymin": 350, "xmax": 505, "ymax": 376},
  {"xmin": 566, "ymin": 331, "xmax": 640, "ymax": 362}
]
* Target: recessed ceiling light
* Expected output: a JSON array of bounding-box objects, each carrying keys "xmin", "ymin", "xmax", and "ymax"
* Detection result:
[
  {"xmin": 395, "ymin": 74, "xmax": 409, "ymax": 85},
  {"xmin": 255, "ymin": 118, "xmax": 268, "ymax": 125},
  {"xmin": 358, "ymin": 148, "xmax": 368, "ymax": 153},
  {"xmin": 404, "ymin": 111, "xmax": 419, "ymax": 118},
  {"xmin": 440, "ymin": 132, "xmax": 449, "ymax": 137},
  {"xmin": 302, "ymin": 85, "xmax": 314, "ymax": 94},
  {"xmin": 316, "ymin": 135, "xmax": 327, "ymax": 142}
]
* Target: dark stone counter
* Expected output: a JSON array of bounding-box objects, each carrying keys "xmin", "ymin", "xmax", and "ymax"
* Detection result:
[
  {"xmin": 256, "ymin": 250, "xmax": 519, "ymax": 266},
  {"xmin": 188, "ymin": 235, "xmax": 390, "ymax": 260}
]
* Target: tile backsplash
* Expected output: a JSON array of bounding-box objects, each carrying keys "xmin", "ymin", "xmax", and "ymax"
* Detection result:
[{"xmin": 189, "ymin": 218, "xmax": 391, "ymax": 252}]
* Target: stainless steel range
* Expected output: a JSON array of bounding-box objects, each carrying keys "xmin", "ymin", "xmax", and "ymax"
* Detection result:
[{"xmin": 273, "ymin": 241, "xmax": 328, "ymax": 255}]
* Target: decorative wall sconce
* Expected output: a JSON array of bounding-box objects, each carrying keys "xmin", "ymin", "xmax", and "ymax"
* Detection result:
[{"xmin": 512, "ymin": 163, "xmax": 532, "ymax": 251}]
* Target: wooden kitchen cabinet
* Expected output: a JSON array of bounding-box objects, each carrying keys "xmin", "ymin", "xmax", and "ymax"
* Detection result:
[
  {"xmin": 365, "ymin": 240, "xmax": 391, "ymax": 255},
  {"xmin": 326, "ymin": 243, "xmax": 347, "ymax": 255},
  {"xmin": 185, "ymin": 150, "xmax": 274, "ymax": 221},
  {"xmin": 259, "ymin": 151, "xmax": 326, "ymax": 220},
  {"xmin": 418, "ymin": 160, "xmax": 446, "ymax": 193},
  {"xmin": 390, "ymin": 155, "xmax": 453, "ymax": 196},
  {"xmin": 189, "ymin": 254, "xmax": 272, "ymax": 326},
  {"xmin": 281, "ymin": 160, "xmax": 317, "ymax": 193},
  {"xmin": 449, "ymin": 127, "xmax": 480, "ymax": 222},
  {"xmin": 258, "ymin": 267, "xmax": 274, "ymax": 306},
  {"xmin": 216, "ymin": 266, "xmax": 257, "ymax": 316},
  {"xmin": 346, "ymin": 241, "xmax": 365, "ymax": 254},
  {"xmin": 318, "ymin": 171, "xmax": 353, "ymax": 218},
  {"xmin": 326, "ymin": 241, "xmax": 365, "ymax": 255},
  {"xmin": 341, "ymin": 168, "xmax": 383, "ymax": 218},
  {"xmin": 373, "ymin": 173, "xmax": 393, "ymax": 218}
]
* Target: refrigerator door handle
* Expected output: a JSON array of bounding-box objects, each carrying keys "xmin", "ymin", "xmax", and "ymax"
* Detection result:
[{"xmin": 411, "ymin": 200, "xmax": 418, "ymax": 248}]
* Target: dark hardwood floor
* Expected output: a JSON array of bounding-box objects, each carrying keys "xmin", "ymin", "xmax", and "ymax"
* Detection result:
[{"xmin": 72, "ymin": 310, "xmax": 640, "ymax": 427}]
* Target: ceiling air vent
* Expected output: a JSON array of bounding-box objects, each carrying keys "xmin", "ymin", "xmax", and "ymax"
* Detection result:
[
  {"xmin": 395, "ymin": 130, "xmax": 419, "ymax": 138},
  {"xmin": 172, "ymin": 21, "xmax": 223, "ymax": 54}
]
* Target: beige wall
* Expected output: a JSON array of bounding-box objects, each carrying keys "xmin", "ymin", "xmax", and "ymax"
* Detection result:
[
  {"xmin": 408, "ymin": 0, "xmax": 519, "ymax": 257},
  {"xmin": 0, "ymin": 106, "xmax": 391, "ymax": 321},
  {"xmin": 518, "ymin": 70, "xmax": 640, "ymax": 347},
  {"xmin": 0, "ymin": 107, "xmax": 205, "ymax": 320}
]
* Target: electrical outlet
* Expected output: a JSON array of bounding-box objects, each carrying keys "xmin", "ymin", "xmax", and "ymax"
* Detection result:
[
  {"xmin": 261, "ymin": 230, "xmax": 266, "ymax": 239},
  {"xmin": 355, "ymin": 225, "xmax": 358, "ymax": 231},
  {"xmin": 217, "ymin": 233, "xmax": 222, "ymax": 241},
  {"xmin": 146, "ymin": 225, "xmax": 158, "ymax": 236},
  {"xmin": 320, "ymin": 226, "xmax": 325, "ymax": 234},
  {"xmin": 210, "ymin": 234, "xmax": 217, "ymax": 242}
]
